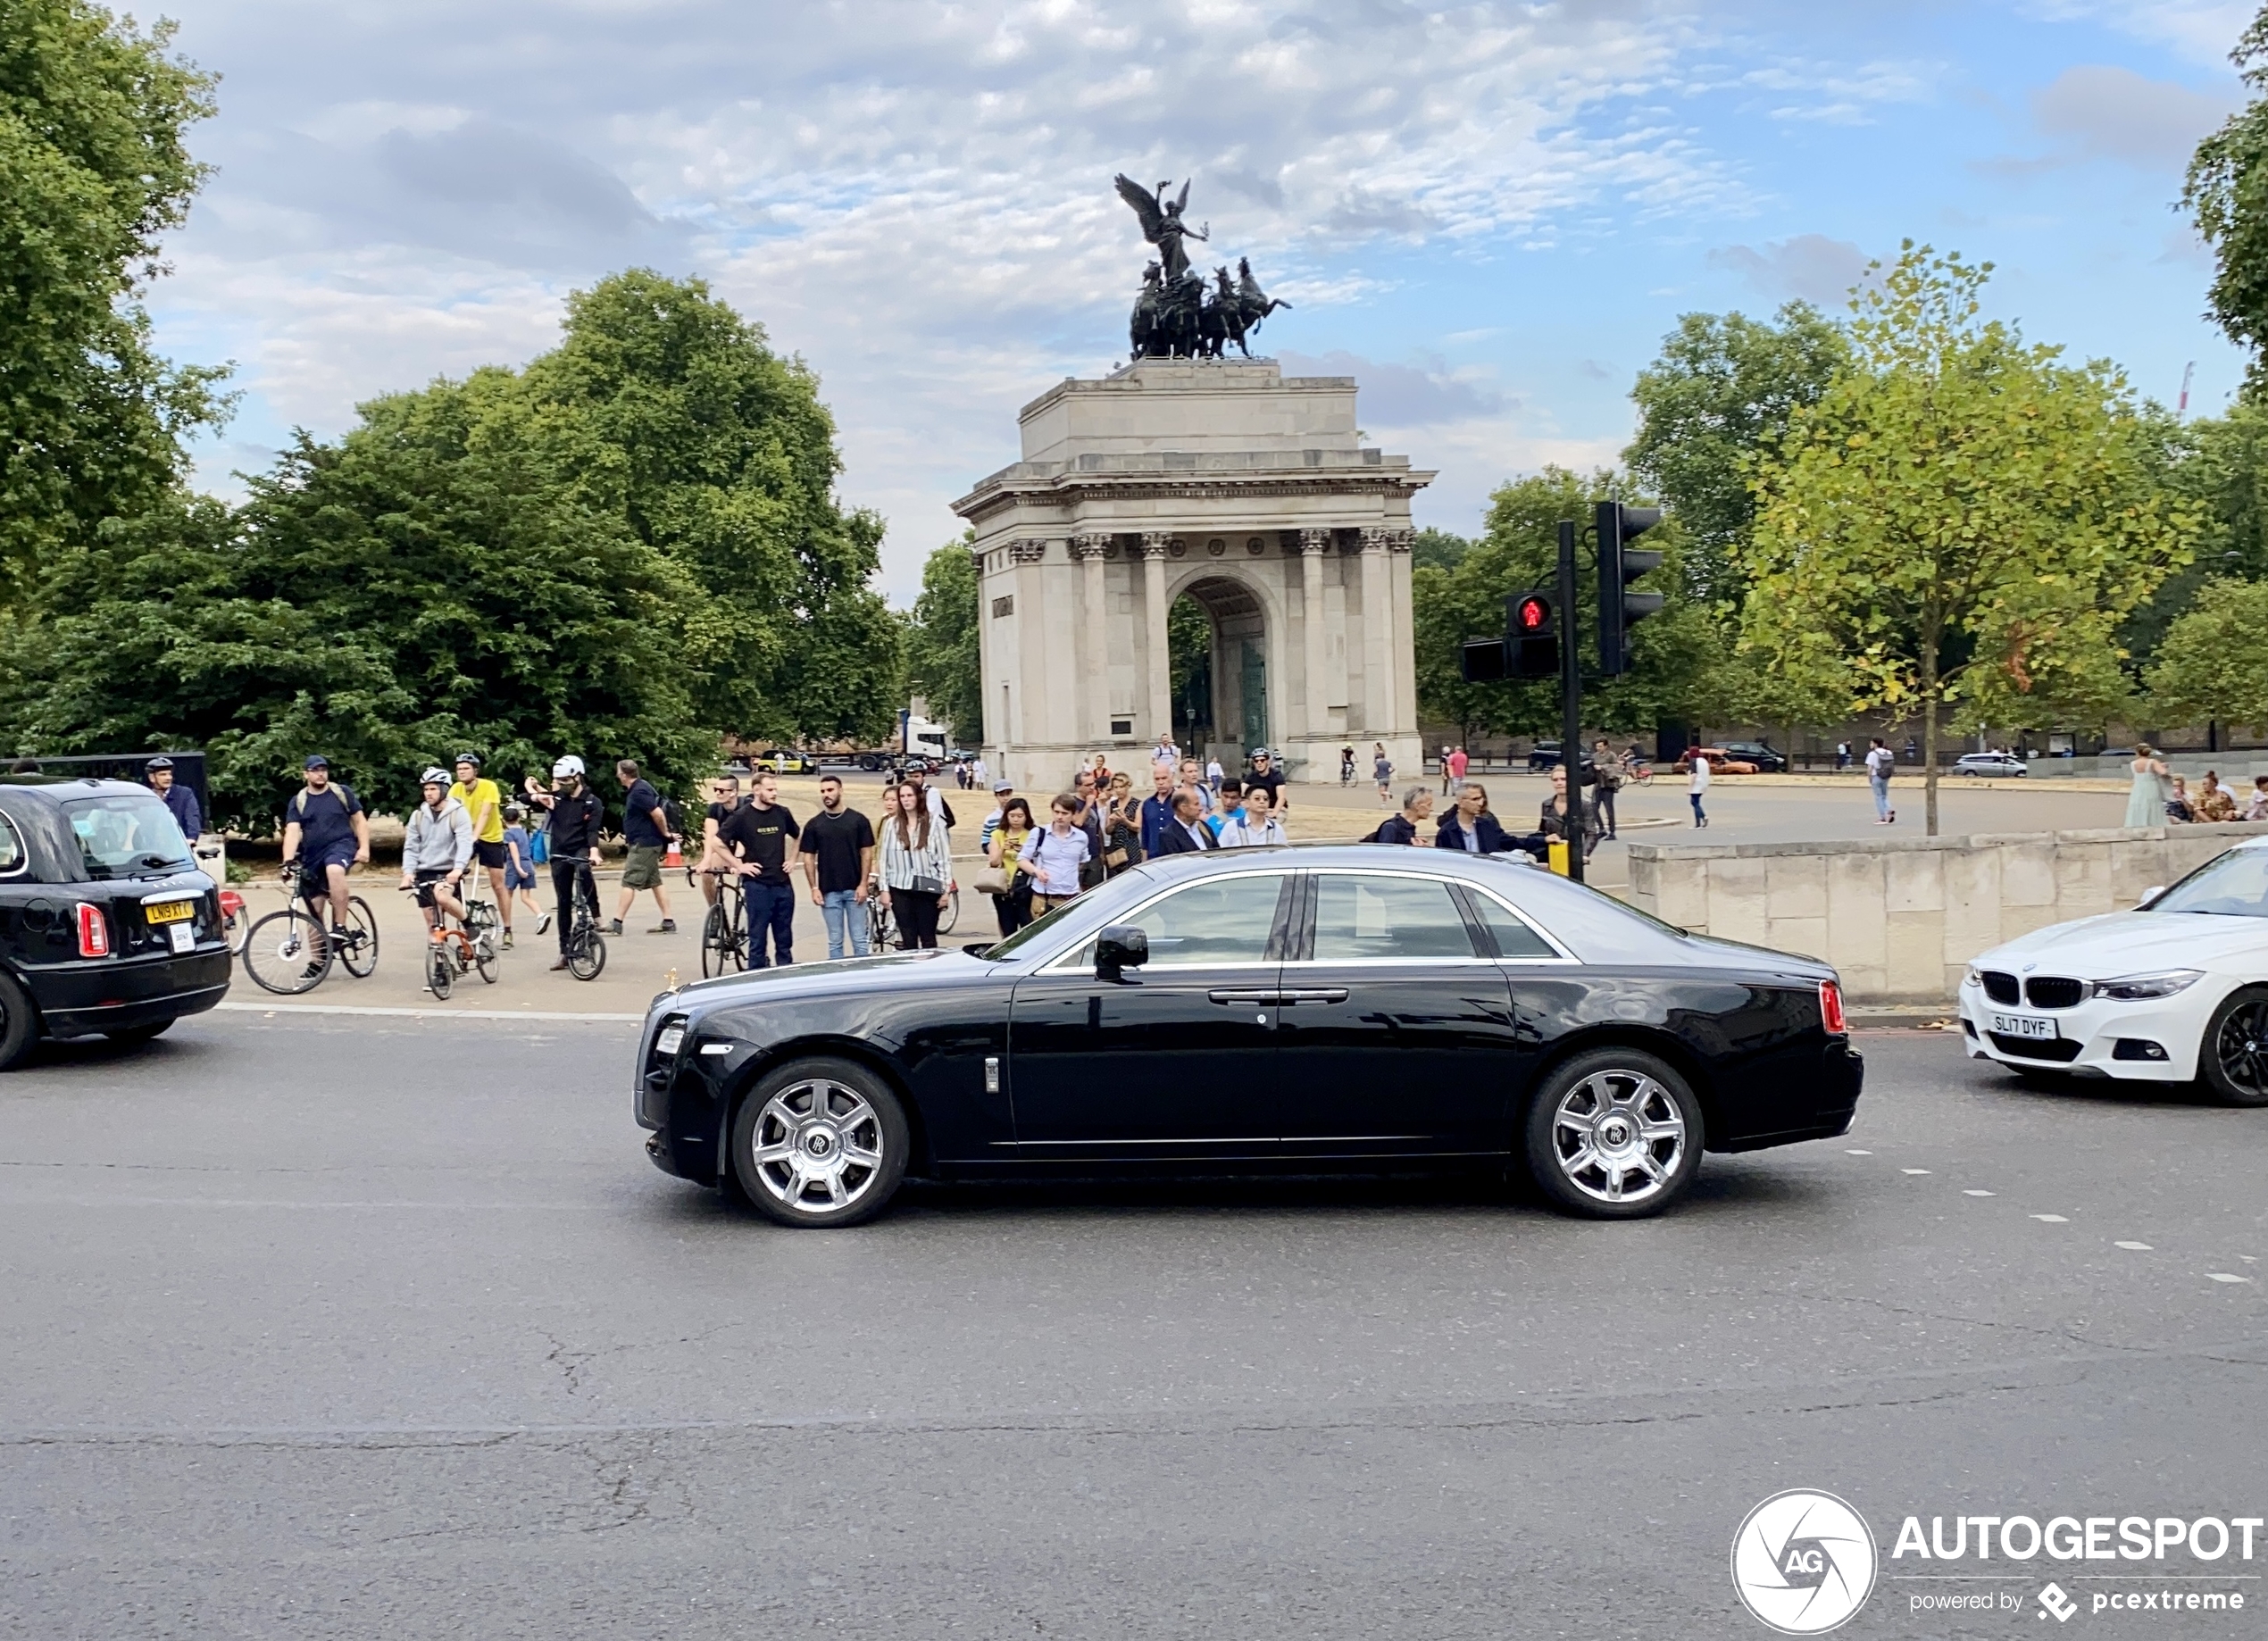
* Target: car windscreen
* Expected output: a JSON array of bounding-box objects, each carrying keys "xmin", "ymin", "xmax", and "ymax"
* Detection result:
[
  {"xmin": 2151, "ymin": 846, "xmax": 2268, "ymax": 917},
  {"xmin": 60, "ymin": 793, "xmax": 194, "ymax": 879}
]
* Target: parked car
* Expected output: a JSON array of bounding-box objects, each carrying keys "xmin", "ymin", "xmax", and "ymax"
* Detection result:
[
  {"xmin": 1672, "ymin": 747, "xmax": 1763, "ymax": 775},
  {"xmin": 1526, "ymin": 741, "xmax": 1563, "ymax": 772},
  {"xmin": 635, "ymin": 845, "xmax": 1863, "ymax": 1226},
  {"xmin": 1719, "ymin": 740, "xmax": 1788, "ymax": 773},
  {"xmin": 755, "ymin": 749, "xmax": 815, "ymax": 775},
  {"xmin": 0, "ymin": 777, "xmax": 232, "ymax": 1070},
  {"xmin": 1954, "ymin": 752, "xmax": 2028, "ymax": 779},
  {"xmin": 1959, "ymin": 837, "xmax": 2268, "ymax": 1102}
]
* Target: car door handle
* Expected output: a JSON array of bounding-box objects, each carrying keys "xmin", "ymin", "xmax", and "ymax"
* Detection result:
[
  {"xmin": 1278, "ymin": 989, "xmax": 1349, "ymax": 1005},
  {"xmin": 1208, "ymin": 990, "xmax": 1280, "ymax": 1005}
]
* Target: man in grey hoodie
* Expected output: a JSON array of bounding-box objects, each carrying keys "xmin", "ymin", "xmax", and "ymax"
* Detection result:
[{"xmin": 401, "ymin": 766, "xmax": 475, "ymax": 943}]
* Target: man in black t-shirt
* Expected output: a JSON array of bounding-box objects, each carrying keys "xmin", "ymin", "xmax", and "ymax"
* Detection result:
[
  {"xmin": 696, "ymin": 773, "xmax": 746, "ymax": 908},
  {"xmin": 1246, "ymin": 747, "xmax": 1288, "ymax": 812},
  {"xmin": 798, "ymin": 774, "xmax": 878, "ymax": 959},
  {"xmin": 717, "ymin": 772, "xmax": 800, "ymax": 968}
]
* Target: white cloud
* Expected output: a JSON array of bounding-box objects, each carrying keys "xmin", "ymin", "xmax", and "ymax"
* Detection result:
[
  {"xmin": 2030, "ymin": 63, "xmax": 2239, "ymax": 169},
  {"xmin": 1706, "ymin": 234, "xmax": 1873, "ymax": 304}
]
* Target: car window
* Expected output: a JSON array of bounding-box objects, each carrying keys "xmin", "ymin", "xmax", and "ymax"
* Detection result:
[
  {"xmin": 1062, "ymin": 872, "xmax": 1288, "ymax": 969},
  {"xmin": 59, "ymin": 794, "xmax": 191, "ymax": 879},
  {"xmin": 1309, "ymin": 873, "xmax": 1480, "ymax": 962},
  {"xmin": 2153, "ymin": 846, "xmax": 2268, "ymax": 917},
  {"xmin": 0, "ymin": 811, "xmax": 23, "ymax": 874},
  {"xmin": 1466, "ymin": 891, "xmax": 1560, "ymax": 958}
]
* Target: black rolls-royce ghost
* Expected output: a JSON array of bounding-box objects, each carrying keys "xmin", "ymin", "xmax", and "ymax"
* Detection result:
[
  {"xmin": 0, "ymin": 776, "xmax": 232, "ymax": 1069},
  {"xmin": 635, "ymin": 845, "xmax": 1861, "ymax": 1225}
]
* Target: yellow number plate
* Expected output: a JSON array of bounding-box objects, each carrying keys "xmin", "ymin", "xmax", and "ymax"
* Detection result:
[{"xmin": 145, "ymin": 899, "xmax": 195, "ymax": 925}]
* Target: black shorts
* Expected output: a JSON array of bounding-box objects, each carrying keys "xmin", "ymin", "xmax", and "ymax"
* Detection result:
[
  {"xmin": 473, "ymin": 838, "xmax": 508, "ymax": 870},
  {"xmin": 412, "ymin": 869, "xmax": 454, "ymax": 909}
]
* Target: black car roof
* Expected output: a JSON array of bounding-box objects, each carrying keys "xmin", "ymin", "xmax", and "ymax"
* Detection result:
[{"xmin": 0, "ymin": 775, "xmax": 158, "ymax": 803}]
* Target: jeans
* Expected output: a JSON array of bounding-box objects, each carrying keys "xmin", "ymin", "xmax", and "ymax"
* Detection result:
[
  {"xmin": 1689, "ymin": 792, "xmax": 1706, "ymax": 826},
  {"xmin": 821, "ymin": 887, "xmax": 871, "ymax": 960},
  {"xmin": 744, "ymin": 879, "xmax": 796, "ymax": 967},
  {"xmin": 1872, "ymin": 776, "xmax": 1891, "ymax": 820}
]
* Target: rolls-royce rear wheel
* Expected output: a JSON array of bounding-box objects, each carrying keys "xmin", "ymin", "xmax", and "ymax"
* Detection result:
[
  {"xmin": 730, "ymin": 1056, "xmax": 909, "ymax": 1228},
  {"xmin": 0, "ymin": 973, "xmax": 38, "ymax": 1071},
  {"xmin": 1524, "ymin": 1047, "xmax": 1703, "ymax": 1220}
]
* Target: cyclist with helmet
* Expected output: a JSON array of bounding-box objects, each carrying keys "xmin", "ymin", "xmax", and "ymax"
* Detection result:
[
  {"xmin": 144, "ymin": 756, "xmax": 201, "ymax": 843},
  {"xmin": 530, "ymin": 755, "xmax": 604, "ymax": 971},
  {"xmin": 449, "ymin": 751, "xmax": 513, "ymax": 949},
  {"xmin": 401, "ymin": 767, "xmax": 474, "ymax": 944}
]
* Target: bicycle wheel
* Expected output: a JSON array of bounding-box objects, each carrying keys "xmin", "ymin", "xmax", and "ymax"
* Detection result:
[
  {"xmin": 701, "ymin": 902, "xmax": 733, "ymax": 979},
  {"xmin": 474, "ymin": 932, "xmax": 499, "ymax": 984},
  {"xmin": 868, "ymin": 898, "xmax": 896, "ymax": 952},
  {"xmin": 568, "ymin": 924, "xmax": 606, "ymax": 981},
  {"xmin": 427, "ymin": 940, "xmax": 454, "ymax": 999},
  {"xmin": 937, "ymin": 889, "xmax": 960, "ymax": 935},
  {"xmin": 242, "ymin": 907, "xmax": 333, "ymax": 995},
  {"xmin": 339, "ymin": 896, "xmax": 379, "ymax": 977}
]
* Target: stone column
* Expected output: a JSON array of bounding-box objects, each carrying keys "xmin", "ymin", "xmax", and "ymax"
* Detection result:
[
  {"xmin": 1298, "ymin": 529, "xmax": 1331, "ymax": 741},
  {"xmin": 1385, "ymin": 528, "xmax": 1417, "ymax": 737},
  {"xmin": 1071, "ymin": 534, "xmax": 1111, "ymax": 744},
  {"xmin": 1140, "ymin": 533, "xmax": 1172, "ymax": 744},
  {"xmin": 1358, "ymin": 528, "xmax": 1391, "ymax": 743}
]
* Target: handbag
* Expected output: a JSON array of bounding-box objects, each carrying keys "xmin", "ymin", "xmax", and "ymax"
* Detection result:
[
  {"xmin": 911, "ymin": 874, "xmax": 945, "ymax": 895},
  {"xmin": 972, "ymin": 865, "xmax": 1008, "ymax": 897}
]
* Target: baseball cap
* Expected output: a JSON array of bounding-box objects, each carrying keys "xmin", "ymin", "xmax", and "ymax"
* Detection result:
[
  {"xmin": 992, "ymin": 780, "xmax": 1013, "ymax": 794},
  {"xmin": 304, "ymin": 754, "xmax": 329, "ymax": 771}
]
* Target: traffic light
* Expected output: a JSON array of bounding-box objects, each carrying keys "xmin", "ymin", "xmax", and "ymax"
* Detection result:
[
  {"xmin": 1459, "ymin": 638, "xmax": 1506, "ymax": 683},
  {"xmin": 1507, "ymin": 589, "xmax": 1558, "ymax": 679},
  {"xmin": 1597, "ymin": 501, "xmax": 1664, "ymax": 676}
]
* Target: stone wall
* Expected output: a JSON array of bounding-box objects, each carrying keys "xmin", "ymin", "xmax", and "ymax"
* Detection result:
[{"xmin": 1623, "ymin": 823, "xmax": 2268, "ymax": 1004}]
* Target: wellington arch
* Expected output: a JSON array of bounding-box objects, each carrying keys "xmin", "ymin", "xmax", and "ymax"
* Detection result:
[{"xmin": 950, "ymin": 357, "xmax": 1432, "ymax": 792}]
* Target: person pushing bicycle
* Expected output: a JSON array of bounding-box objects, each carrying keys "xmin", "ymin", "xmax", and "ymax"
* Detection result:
[
  {"xmin": 530, "ymin": 755, "xmax": 605, "ymax": 971},
  {"xmin": 401, "ymin": 767, "xmax": 474, "ymax": 943}
]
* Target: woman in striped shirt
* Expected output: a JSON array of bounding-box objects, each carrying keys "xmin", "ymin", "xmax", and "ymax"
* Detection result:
[{"xmin": 879, "ymin": 781, "xmax": 955, "ymax": 949}]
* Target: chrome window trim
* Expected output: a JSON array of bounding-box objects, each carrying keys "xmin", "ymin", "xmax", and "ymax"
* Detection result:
[
  {"xmin": 1035, "ymin": 868, "xmax": 1297, "ymax": 974},
  {"xmin": 0, "ymin": 810, "xmax": 25, "ymax": 878},
  {"xmin": 1280, "ymin": 866, "xmax": 1499, "ymax": 968},
  {"xmin": 1273, "ymin": 866, "xmax": 1580, "ymax": 965},
  {"xmin": 1460, "ymin": 880, "xmax": 1580, "ymax": 963}
]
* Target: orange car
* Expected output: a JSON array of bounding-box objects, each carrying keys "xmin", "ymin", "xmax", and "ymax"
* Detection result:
[{"xmin": 1672, "ymin": 746, "xmax": 1761, "ymax": 775}]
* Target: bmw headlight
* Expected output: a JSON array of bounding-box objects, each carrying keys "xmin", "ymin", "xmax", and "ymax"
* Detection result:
[
  {"xmin": 1962, "ymin": 964, "xmax": 1982, "ymax": 988},
  {"xmin": 2091, "ymin": 970, "xmax": 2203, "ymax": 1001}
]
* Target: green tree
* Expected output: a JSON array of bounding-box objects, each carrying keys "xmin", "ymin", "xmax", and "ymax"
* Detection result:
[
  {"xmin": 1744, "ymin": 243, "xmax": 2197, "ymax": 834},
  {"xmin": 2120, "ymin": 402, "xmax": 2268, "ymax": 668},
  {"xmin": 905, "ymin": 538, "xmax": 980, "ymax": 742},
  {"xmin": 2143, "ymin": 578, "xmax": 2268, "ymax": 730},
  {"xmin": 1625, "ymin": 303, "xmax": 1847, "ymax": 605},
  {"xmin": 0, "ymin": 0, "xmax": 229, "ymax": 608},
  {"xmin": 1411, "ymin": 468, "xmax": 1748, "ymax": 742},
  {"xmin": 1411, "ymin": 527, "xmax": 1472, "ymax": 572},
  {"xmin": 524, "ymin": 269, "xmax": 900, "ymax": 744},
  {"xmin": 2, "ymin": 371, "xmax": 710, "ymax": 827},
  {"xmin": 2186, "ymin": 4, "xmax": 2268, "ymax": 371}
]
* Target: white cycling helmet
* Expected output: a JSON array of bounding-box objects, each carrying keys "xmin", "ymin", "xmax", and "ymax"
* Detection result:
[
  {"xmin": 552, "ymin": 754, "xmax": 586, "ymax": 779},
  {"xmin": 420, "ymin": 766, "xmax": 450, "ymax": 787}
]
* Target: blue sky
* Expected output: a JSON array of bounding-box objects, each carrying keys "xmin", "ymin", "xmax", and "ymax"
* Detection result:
[{"xmin": 142, "ymin": 0, "xmax": 2257, "ymax": 600}]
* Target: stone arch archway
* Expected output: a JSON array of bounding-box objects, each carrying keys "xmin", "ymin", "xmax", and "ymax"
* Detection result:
[{"xmin": 1169, "ymin": 572, "xmax": 1273, "ymax": 762}]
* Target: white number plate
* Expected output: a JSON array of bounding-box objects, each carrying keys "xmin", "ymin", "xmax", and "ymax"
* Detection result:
[
  {"xmin": 166, "ymin": 923, "xmax": 195, "ymax": 954},
  {"xmin": 1989, "ymin": 1012, "xmax": 2057, "ymax": 1041}
]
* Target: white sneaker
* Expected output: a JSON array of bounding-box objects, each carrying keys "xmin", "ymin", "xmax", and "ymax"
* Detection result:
[{"xmin": 535, "ymin": 912, "xmax": 554, "ymax": 936}]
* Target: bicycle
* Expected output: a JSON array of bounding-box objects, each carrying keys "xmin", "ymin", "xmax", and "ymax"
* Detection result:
[
  {"xmin": 402, "ymin": 877, "xmax": 498, "ymax": 999},
  {"xmin": 696, "ymin": 865, "xmax": 747, "ymax": 978},
  {"xmin": 1622, "ymin": 754, "xmax": 1655, "ymax": 787},
  {"xmin": 864, "ymin": 872, "xmax": 897, "ymax": 953},
  {"xmin": 241, "ymin": 862, "xmax": 380, "ymax": 995},
  {"xmin": 550, "ymin": 854, "xmax": 607, "ymax": 981},
  {"xmin": 936, "ymin": 885, "xmax": 960, "ymax": 936}
]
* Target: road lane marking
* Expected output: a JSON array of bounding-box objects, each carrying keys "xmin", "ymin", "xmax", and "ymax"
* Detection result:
[
  {"xmin": 2031, "ymin": 1214, "xmax": 2070, "ymax": 1222},
  {"xmin": 1901, "ymin": 1168, "xmax": 1930, "ymax": 1175},
  {"xmin": 216, "ymin": 1002, "xmax": 643, "ymax": 1022},
  {"xmin": 1846, "ymin": 1148, "xmax": 1872, "ymax": 1154},
  {"xmin": 2207, "ymin": 1272, "xmax": 2253, "ymax": 1284},
  {"xmin": 1963, "ymin": 1189, "xmax": 1995, "ymax": 1196},
  {"xmin": 2114, "ymin": 1241, "xmax": 2153, "ymax": 1250}
]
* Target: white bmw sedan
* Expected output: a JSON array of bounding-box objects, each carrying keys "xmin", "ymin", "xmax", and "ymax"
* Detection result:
[{"xmin": 1959, "ymin": 838, "xmax": 2268, "ymax": 1105}]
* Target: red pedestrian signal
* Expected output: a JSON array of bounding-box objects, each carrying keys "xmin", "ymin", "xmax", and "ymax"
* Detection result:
[
  {"xmin": 1505, "ymin": 589, "xmax": 1557, "ymax": 679},
  {"xmin": 1514, "ymin": 595, "xmax": 1550, "ymax": 634}
]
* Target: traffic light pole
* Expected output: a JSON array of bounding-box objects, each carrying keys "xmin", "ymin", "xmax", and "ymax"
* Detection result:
[{"xmin": 1556, "ymin": 519, "xmax": 1584, "ymax": 884}]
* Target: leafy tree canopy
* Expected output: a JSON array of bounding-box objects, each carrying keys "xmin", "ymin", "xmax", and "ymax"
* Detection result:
[
  {"xmin": 1625, "ymin": 302, "xmax": 1847, "ymax": 604},
  {"xmin": 2186, "ymin": 4, "xmax": 2268, "ymax": 374},
  {"xmin": 1742, "ymin": 243, "xmax": 2197, "ymax": 832},
  {"xmin": 2145, "ymin": 577, "xmax": 2268, "ymax": 731},
  {"xmin": 905, "ymin": 537, "xmax": 979, "ymax": 743},
  {"xmin": 0, "ymin": 0, "xmax": 229, "ymax": 608}
]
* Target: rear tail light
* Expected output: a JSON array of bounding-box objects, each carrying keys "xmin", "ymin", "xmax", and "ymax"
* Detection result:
[
  {"xmin": 1819, "ymin": 979, "xmax": 1847, "ymax": 1036},
  {"xmin": 76, "ymin": 903, "xmax": 111, "ymax": 958}
]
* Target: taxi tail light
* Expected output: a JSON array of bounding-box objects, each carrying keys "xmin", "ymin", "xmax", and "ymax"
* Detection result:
[
  {"xmin": 1819, "ymin": 979, "xmax": 1847, "ymax": 1036},
  {"xmin": 76, "ymin": 903, "xmax": 112, "ymax": 958}
]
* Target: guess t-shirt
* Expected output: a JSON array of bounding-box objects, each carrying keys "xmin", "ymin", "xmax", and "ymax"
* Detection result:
[{"xmin": 717, "ymin": 802, "xmax": 800, "ymax": 886}]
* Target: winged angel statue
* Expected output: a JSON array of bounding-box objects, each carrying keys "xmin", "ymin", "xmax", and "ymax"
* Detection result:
[{"xmin": 1113, "ymin": 174, "xmax": 1290, "ymax": 361}]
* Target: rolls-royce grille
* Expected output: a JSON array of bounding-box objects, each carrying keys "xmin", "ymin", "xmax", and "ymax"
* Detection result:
[
  {"xmin": 1980, "ymin": 970, "xmax": 2020, "ymax": 1005},
  {"xmin": 2023, "ymin": 977, "xmax": 2085, "ymax": 1010}
]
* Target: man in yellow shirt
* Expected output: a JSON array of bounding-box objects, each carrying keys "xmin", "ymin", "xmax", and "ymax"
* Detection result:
[{"xmin": 451, "ymin": 753, "xmax": 514, "ymax": 948}]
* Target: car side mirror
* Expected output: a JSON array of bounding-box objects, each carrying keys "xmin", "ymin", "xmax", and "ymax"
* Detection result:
[
  {"xmin": 1096, "ymin": 924, "xmax": 1147, "ymax": 980},
  {"xmin": 2139, "ymin": 886, "xmax": 2165, "ymax": 909}
]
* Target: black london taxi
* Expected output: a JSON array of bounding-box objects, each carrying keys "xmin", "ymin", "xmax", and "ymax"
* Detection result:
[{"xmin": 0, "ymin": 776, "xmax": 232, "ymax": 1069}]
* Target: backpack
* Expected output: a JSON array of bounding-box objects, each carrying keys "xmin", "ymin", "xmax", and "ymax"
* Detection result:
[{"xmin": 662, "ymin": 796, "xmax": 686, "ymax": 837}]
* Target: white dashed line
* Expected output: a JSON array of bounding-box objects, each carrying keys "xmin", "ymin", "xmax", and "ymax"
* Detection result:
[
  {"xmin": 1846, "ymin": 1149, "xmax": 1872, "ymax": 1155},
  {"xmin": 1901, "ymin": 1168, "xmax": 1930, "ymax": 1175},
  {"xmin": 2206, "ymin": 1273, "xmax": 2253, "ymax": 1284},
  {"xmin": 2114, "ymin": 1241, "xmax": 2153, "ymax": 1251},
  {"xmin": 2032, "ymin": 1214, "xmax": 2070, "ymax": 1223},
  {"xmin": 1964, "ymin": 1189, "xmax": 1995, "ymax": 1196}
]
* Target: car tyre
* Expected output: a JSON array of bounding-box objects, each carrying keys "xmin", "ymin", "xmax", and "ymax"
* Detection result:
[
  {"xmin": 730, "ymin": 1056, "xmax": 909, "ymax": 1229},
  {"xmin": 1524, "ymin": 1046, "xmax": 1703, "ymax": 1220},
  {"xmin": 2198, "ymin": 985, "xmax": 2268, "ymax": 1107},
  {"xmin": 0, "ymin": 971, "xmax": 40, "ymax": 1071}
]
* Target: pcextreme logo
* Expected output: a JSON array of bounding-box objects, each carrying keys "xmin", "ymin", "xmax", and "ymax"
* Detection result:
[{"xmin": 1730, "ymin": 1490, "xmax": 1880, "ymax": 1635}]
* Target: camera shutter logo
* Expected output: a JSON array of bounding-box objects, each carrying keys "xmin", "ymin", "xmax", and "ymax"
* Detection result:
[{"xmin": 1730, "ymin": 1489, "xmax": 1879, "ymax": 1634}]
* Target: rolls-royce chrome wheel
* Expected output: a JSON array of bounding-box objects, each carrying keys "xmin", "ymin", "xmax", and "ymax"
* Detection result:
[
  {"xmin": 731, "ymin": 1057, "xmax": 910, "ymax": 1227},
  {"xmin": 1526, "ymin": 1048, "xmax": 1702, "ymax": 1219}
]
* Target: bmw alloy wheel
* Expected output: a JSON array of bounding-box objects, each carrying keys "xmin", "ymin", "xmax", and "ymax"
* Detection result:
[{"xmin": 2204, "ymin": 987, "xmax": 2268, "ymax": 1107}]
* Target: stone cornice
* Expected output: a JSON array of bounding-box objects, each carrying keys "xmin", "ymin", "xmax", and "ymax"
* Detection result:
[{"xmin": 955, "ymin": 468, "xmax": 1437, "ymax": 524}]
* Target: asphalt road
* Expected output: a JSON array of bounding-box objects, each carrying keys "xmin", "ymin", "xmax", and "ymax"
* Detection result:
[{"xmin": 4, "ymin": 1013, "xmax": 2263, "ymax": 1639}]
